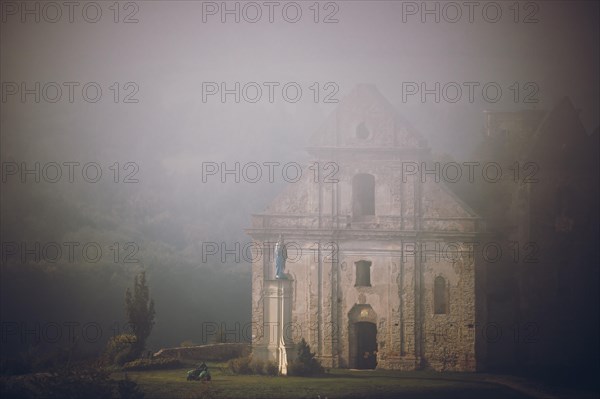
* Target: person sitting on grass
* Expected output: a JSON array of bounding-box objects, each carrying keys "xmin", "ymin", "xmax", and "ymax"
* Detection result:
[
  {"xmin": 187, "ymin": 362, "xmax": 211, "ymax": 381},
  {"xmin": 198, "ymin": 362, "xmax": 211, "ymax": 382}
]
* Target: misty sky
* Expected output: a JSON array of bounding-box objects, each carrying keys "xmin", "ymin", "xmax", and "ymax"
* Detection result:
[
  {"xmin": 2, "ymin": 1, "xmax": 598, "ymax": 159},
  {"xmin": 1, "ymin": 1, "xmax": 599, "ymax": 348}
]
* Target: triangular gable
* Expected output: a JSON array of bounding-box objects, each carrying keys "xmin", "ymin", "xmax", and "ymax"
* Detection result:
[{"xmin": 310, "ymin": 84, "xmax": 426, "ymax": 149}]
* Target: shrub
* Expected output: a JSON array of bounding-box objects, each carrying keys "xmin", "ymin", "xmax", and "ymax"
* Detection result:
[
  {"xmin": 122, "ymin": 358, "xmax": 182, "ymax": 372},
  {"xmin": 250, "ymin": 359, "xmax": 265, "ymax": 375},
  {"xmin": 32, "ymin": 368, "xmax": 116, "ymax": 399},
  {"xmin": 0, "ymin": 367, "xmax": 144, "ymax": 399},
  {"xmin": 227, "ymin": 356, "xmax": 252, "ymax": 375},
  {"xmin": 264, "ymin": 361, "xmax": 279, "ymax": 376},
  {"xmin": 104, "ymin": 334, "xmax": 138, "ymax": 366},
  {"xmin": 288, "ymin": 339, "xmax": 324, "ymax": 376},
  {"xmin": 29, "ymin": 349, "xmax": 71, "ymax": 372}
]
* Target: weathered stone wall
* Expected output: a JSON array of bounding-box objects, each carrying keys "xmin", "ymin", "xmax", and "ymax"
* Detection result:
[
  {"xmin": 247, "ymin": 85, "xmax": 482, "ymax": 372},
  {"xmin": 421, "ymin": 246, "xmax": 477, "ymax": 371}
]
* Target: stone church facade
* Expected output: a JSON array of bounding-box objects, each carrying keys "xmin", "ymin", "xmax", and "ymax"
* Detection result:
[{"xmin": 246, "ymin": 84, "xmax": 486, "ymax": 371}]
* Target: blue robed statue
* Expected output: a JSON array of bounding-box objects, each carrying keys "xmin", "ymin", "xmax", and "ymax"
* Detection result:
[{"xmin": 274, "ymin": 235, "xmax": 287, "ymax": 279}]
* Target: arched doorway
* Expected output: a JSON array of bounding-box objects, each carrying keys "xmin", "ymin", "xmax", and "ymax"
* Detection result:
[
  {"xmin": 348, "ymin": 305, "xmax": 378, "ymax": 369},
  {"xmin": 355, "ymin": 322, "xmax": 377, "ymax": 369}
]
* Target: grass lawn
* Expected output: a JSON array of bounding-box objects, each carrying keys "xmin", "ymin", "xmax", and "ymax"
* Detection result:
[{"xmin": 112, "ymin": 364, "xmax": 535, "ymax": 399}]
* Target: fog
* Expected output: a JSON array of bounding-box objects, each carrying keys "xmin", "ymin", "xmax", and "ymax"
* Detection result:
[{"xmin": 1, "ymin": 0, "xmax": 598, "ymax": 374}]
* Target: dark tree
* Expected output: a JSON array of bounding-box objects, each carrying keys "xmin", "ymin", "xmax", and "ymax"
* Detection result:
[
  {"xmin": 125, "ymin": 272, "xmax": 155, "ymax": 357},
  {"xmin": 288, "ymin": 339, "xmax": 324, "ymax": 376}
]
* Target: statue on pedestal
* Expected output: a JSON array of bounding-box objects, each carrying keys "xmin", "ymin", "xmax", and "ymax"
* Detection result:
[{"xmin": 274, "ymin": 234, "xmax": 287, "ymax": 279}]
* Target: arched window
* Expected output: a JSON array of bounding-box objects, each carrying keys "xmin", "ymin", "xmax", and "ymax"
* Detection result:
[
  {"xmin": 352, "ymin": 174, "xmax": 375, "ymax": 218},
  {"xmin": 434, "ymin": 276, "xmax": 448, "ymax": 314},
  {"xmin": 355, "ymin": 260, "xmax": 372, "ymax": 287}
]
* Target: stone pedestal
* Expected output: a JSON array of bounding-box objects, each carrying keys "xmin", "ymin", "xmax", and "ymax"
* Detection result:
[{"xmin": 252, "ymin": 279, "xmax": 296, "ymax": 375}]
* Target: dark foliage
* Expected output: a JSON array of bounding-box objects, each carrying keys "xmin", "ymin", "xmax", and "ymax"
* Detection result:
[
  {"xmin": 288, "ymin": 339, "xmax": 324, "ymax": 377},
  {"xmin": 125, "ymin": 272, "xmax": 156, "ymax": 358},
  {"xmin": 121, "ymin": 358, "xmax": 182, "ymax": 371},
  {"xmin": 0, "ymin": 366, "xmax": 144, "ymax": 399},
  {"xmin": 227, "ymin": 356, "xmax": 252, "ymax": 375},
  {"xmin": 103, "ymin": 334, "xmax": 138, "ymax": 366}
]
